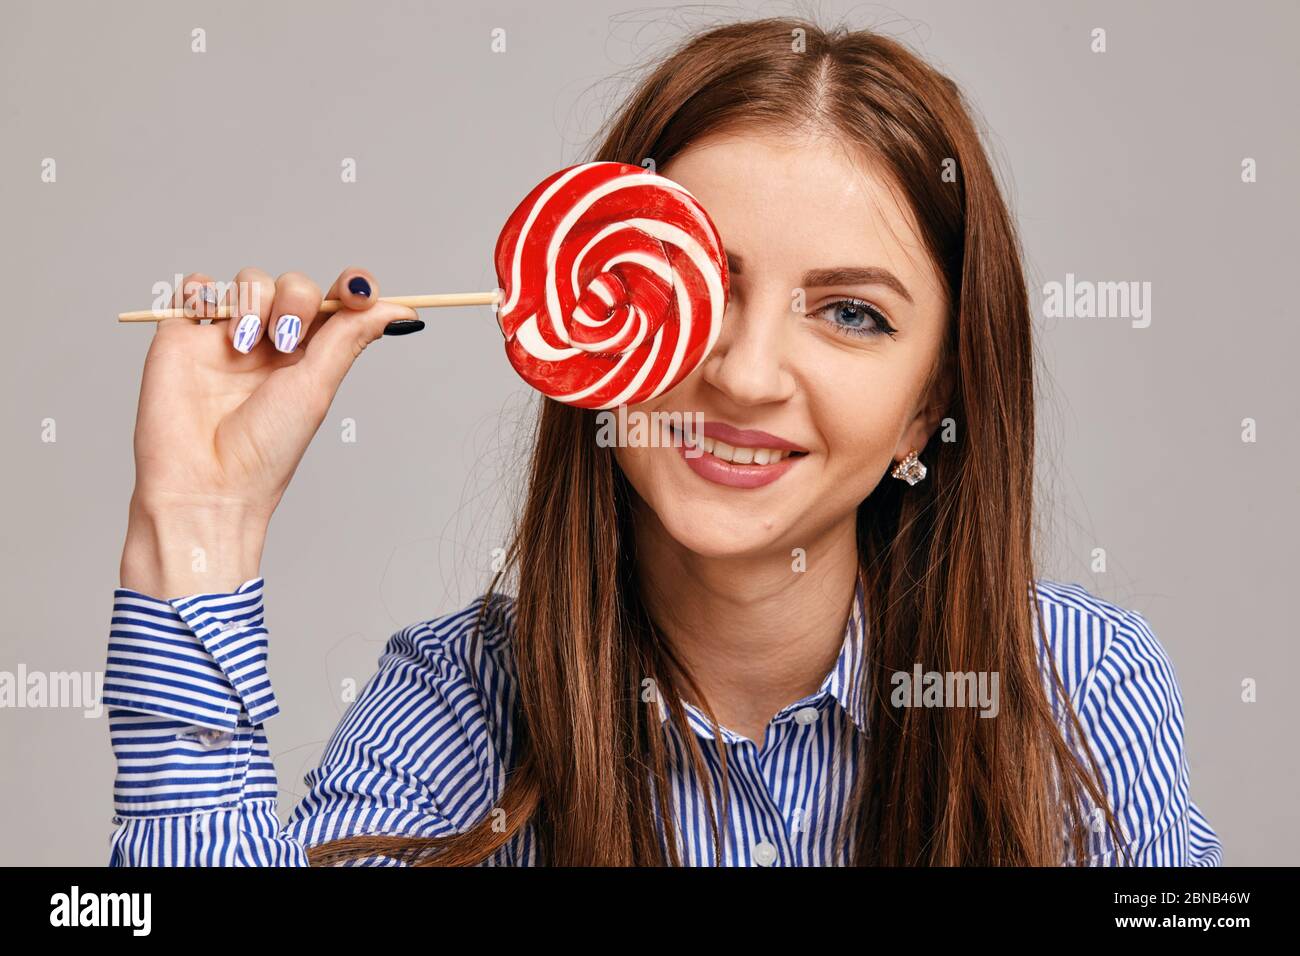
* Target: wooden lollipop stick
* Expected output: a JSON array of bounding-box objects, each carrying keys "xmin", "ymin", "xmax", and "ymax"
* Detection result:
[{"xmin": 117, "ymin": 291, "xmax": 502, "ymax": 322}]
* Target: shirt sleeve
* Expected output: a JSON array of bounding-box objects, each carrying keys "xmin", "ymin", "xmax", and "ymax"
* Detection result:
[
  {"xmin": 105, "ymin": 581, "xmax": 508, "ymax": 866},
  {"xmin": 1074, "ymin": 607, "xmax": 1223, "ymax": 866}
]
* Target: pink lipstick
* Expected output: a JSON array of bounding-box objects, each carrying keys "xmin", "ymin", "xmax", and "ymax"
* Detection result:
[{"xmin": 671, "ymin": 421, "xmax": 808, "ymax": 489}]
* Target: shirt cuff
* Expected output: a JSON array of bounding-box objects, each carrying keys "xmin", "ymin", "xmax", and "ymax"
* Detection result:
[
  {"xmin": 104, "ymin": 576, "xmax": 280, "ymax": 731},
  {"xmin": 108, "ymin": 711, "xmax": 264, "ymax": 818}
]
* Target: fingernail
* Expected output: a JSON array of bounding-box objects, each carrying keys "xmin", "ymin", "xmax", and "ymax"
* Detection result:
[
  {"xmin": 233, "ymin": 314, "xmax": 261, "ymax": 353},
  {"xmin": 274, "ymin": 314, "xmax": 302, "ymax": 352},
  {"xmin": 347, "ymin": 276, "xmax": 372, "ymax": 298},
  {"xmin": 200, "ymin": 285, "xmax": 219, "ymax": 306},
  {"xmin": 383, "ymin": 319, "xmax": 425, "ymax": 336}
]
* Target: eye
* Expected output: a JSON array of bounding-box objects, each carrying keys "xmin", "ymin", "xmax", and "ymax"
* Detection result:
[{"xmin": 813, "ymin": 297, "xmax": 898, "ymax": 339}]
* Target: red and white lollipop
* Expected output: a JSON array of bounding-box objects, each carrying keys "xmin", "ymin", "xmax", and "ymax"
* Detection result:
[
  {"xmin": 493, "ymin": 162, "xmax": 728, "ymax": 409},
  {"xmin": 118, "ymin": 161, "xmax": 729, "ymax": 410}
]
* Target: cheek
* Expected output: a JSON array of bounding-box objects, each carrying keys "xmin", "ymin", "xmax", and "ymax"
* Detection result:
[
  {"xmin": 612, "ymin": 440, "xmax": 664, "ymax": 508},
  {"xmin": 809, "ymin": 364, "xmax": 916, "ymax": 492},
  {"xmin": 822, "ymin": 416, "xmax": 896, "ymax": 502},
  {"xmin": 609, "ymin": 395, "xmax": 677, "ymax": 492}
]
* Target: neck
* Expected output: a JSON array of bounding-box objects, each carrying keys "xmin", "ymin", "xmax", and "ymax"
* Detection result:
[{"xmin": 634, "ymin": 502, "xmax": 860, "ymax": 744}]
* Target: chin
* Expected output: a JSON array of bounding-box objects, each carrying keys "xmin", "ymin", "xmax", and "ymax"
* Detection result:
[{"xmin": 647, "ymin": 494, "xmax": 795, "ymax": 560}]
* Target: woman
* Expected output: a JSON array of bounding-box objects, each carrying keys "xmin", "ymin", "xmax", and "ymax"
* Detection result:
[{"xmin": 105, "ymin": 17, "xmax": 1220, "ymax": 866}]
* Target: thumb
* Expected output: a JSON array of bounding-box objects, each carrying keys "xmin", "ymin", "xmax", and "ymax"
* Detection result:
[{"xmin": 296, "ymin": 299, "xmax": 423, "ymax": 396}]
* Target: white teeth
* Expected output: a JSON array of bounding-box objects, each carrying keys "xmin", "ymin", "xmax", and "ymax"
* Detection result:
[{"xmin": 674, "ymin": 427, "xmax": 797, "ymax": 465}]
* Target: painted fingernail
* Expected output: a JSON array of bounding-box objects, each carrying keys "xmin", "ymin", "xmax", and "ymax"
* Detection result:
[
  {"xmin": 383, "ymin": 319, "xmax": 425, "ymax": 336},
  {"xmin": 233, "ymin": 314, "xmax": 261, "ymax": 353},
  {"xmin": 200, "ymin": 285, "xmax": 219, "ymax": 306},
  {"xmin": 274, "ymin": 314, "xmax": 302, "ymax": 352},
  {"xmin": 347, "ymin": 276, "xmax": 372, "ymax": 298}
]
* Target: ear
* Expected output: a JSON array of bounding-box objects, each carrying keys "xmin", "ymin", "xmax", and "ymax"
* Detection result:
[{"xmin": 894, "ymin": 353, "xmax": 956, "ymax": 460}]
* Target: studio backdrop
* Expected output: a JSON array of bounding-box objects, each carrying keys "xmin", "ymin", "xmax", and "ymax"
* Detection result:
[{"xmin": 0, "ymin": 0, "xmax": 1296, "ymax": 865}]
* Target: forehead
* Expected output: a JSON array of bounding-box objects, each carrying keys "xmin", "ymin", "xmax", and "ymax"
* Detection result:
[{"xmin": 660, "ymin": 128, "xmax": 942, "ymax": 297}]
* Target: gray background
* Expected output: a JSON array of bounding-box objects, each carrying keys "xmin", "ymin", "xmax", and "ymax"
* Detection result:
[{"xmin": 1, "ymin": 0, "xmax": 1295, "ymax": 865}]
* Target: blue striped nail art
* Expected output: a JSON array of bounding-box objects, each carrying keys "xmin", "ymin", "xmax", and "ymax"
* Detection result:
[
  {"xmin": 234, "ymin": 314, "xmax": 261, "ymax": 353},
  {"xmin": 274, "ymin": 314, "xmax": 302, "ymax": 352}
]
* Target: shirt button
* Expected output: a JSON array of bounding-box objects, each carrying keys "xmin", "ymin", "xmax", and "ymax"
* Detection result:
[
  {"xmin": 198, "ymin": 729, "xmax": 233, "ymax": 749},
  {"xmin": 793, "ymin": 706, "xmax": 820, "ymax": 726},
  {"xmin": 179, "ymin": 727, "xmax": 234, "ymax": 749},
  {"xmin": 752, "ymin": 841, "xmax": 778, "ymax": 866}
]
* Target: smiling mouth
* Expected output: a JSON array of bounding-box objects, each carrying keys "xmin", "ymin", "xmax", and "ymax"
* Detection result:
[{"xmin": 669, "ymin": 425, "xmax": 810, "ymax": 465}]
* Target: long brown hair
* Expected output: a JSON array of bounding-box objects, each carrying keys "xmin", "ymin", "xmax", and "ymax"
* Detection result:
[{"xmin": 308, "ymin": 16, "xmax": 1128, "ymax": 866}]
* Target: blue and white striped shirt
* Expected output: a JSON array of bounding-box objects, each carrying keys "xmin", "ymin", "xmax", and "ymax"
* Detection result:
[{"xmin": 103, "ymin": 576, "xmax": 1222, "ymax": 866}]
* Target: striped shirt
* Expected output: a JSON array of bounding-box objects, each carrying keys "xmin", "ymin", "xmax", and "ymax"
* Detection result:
[{"xmin": 103, "ymin": 576, "xmax": 1222, "ymax": 866}]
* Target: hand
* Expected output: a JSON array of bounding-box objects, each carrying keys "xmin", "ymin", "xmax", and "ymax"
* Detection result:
[{"xmin": 120, "ymin": 267, "xmax": 421, "ymax": 597}]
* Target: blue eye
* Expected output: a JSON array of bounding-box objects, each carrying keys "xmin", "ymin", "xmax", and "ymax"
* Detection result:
[{"xmin": 816, "ymin": 298, "xmax": 898, "ymax": 339}]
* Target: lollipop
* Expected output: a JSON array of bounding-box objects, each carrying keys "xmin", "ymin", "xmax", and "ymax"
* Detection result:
[
  {"xmin": 117, "ymin": 161, "xmax": 729, "ymax": 410},
  {"xmin": 493, "ymin": 162, "xmax": 728, "ymax": 409}
]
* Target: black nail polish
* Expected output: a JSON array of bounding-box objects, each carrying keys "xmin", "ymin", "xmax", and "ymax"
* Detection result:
[
  {"xmin": 383, "ymin": 319, "xmax": 425, "ymax": 336},
  {"xmin": 348, "ymin": 276, "xmax": 372, "ymax": 297}
]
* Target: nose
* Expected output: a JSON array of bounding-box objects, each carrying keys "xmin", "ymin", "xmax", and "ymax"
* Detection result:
[{"xmin": 700, "ymin": 297, "xmax": 797, "ymax": 407}]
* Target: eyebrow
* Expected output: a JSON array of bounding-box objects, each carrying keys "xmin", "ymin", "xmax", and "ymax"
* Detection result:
[{"xmin": 726, "ymin": 252, "xmax": 914, "ymax": 305}]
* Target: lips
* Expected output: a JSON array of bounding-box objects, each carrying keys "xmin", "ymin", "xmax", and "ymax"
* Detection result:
[
  {"xmin": 669, "ymin": 420, "xmax": 809, "ymax": 489},
  {"xmin": 701, "ymin": 422, "xmax": 808, "ymax": 453}
]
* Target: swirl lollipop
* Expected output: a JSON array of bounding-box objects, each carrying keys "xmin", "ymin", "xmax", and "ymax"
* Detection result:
[
  {"xmin": 493, "ymin": 161, "xmax": 728, "ymax": 409},
  {"xmin": 117, "ymin": 162, "xmax": 729, "ymax": 410}
]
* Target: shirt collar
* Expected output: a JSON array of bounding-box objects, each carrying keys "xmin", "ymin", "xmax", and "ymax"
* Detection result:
[{"xmin": 656, "ymin": 574, "xmax": 870, "ymax": 742}]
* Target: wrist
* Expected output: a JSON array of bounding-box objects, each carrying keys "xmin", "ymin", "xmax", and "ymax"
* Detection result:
[{"xmin": 121, "ymin": 494, "xmax": 269, "ymax": 599}]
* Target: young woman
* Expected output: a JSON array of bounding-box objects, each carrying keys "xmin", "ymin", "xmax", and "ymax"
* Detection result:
[{"xmin": 105, "ymin": 18, "xmax": 1221, "ymax": 866}]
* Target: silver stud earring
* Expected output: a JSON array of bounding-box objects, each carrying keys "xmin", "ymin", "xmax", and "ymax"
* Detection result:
[{"xmin": 891, "ymin": 449, "xmax": 927, "ymax": 485}]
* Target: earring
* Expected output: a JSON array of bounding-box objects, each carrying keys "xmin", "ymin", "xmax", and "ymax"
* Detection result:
[{"xmin": 891, "ymin": 449, "xmax": 927, "ymax": 485}]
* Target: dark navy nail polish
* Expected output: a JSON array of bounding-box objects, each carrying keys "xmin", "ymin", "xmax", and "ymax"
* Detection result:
[
  {"xmin": 348, "ymin": 276, "xmax": 372, "ymax": 297},
  {"xmin": 383, "ymin": 319, "xmax": 425, "ymax": 336}
]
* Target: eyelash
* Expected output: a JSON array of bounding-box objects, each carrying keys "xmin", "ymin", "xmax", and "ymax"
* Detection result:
[{"xmin": 815, "ymin": 297, "xmax": 898, "ymax": 339}]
